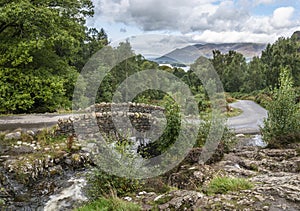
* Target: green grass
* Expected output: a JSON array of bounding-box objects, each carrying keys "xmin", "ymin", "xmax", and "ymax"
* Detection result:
[
  {"xmin": 226, "ymin": 108, "xmax": 243, "ymax": 117},
  {"xmin": 75, "ymin": 197, "xmax": 142, "ymax": 211},
  {"xmin": 206, "ymin": 176, "xmax": 254, "ymax": 195}
]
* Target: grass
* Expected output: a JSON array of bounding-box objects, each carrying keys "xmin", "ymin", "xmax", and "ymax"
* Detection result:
[
  {"xmin": 205, "ymin": 176, "xmax": 254, "ymax": 195},
  {"xmin": 75, "ymin": 197, "xmax": 142, "ymax": 211},
  {"xmin": 226, "ymin": 107, "xmax": 243, "ymax": 117}
]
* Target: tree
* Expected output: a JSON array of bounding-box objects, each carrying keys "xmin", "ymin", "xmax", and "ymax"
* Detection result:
[
  {"xmin": 242, "ymin": 57, "xmax": 266, "ymax": 92},
  {"xmin": 0, "ymin": 0, "xmax": 107, "ymax": 113},
  {"xmin": 261, "ymin": 68, "xmax": 300, "ymax": 148},
  {"xmin": 210, "ymin": 50, "xmax": 247, "ymax": 92},
  {"xmin": 261, "ymin": 37, "xmax": 300, "ymax": 88}
]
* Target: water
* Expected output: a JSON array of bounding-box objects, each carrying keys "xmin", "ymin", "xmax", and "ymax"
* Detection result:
[
  {"xmin": 44, "ymin": 176, "xmax": 88, "ymax": 211},
  {"xmin": 252, "ymin": 135, "xmax": 267, "ymax": 147}
]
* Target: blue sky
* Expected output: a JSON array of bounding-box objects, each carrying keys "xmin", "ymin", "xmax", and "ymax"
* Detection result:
[{"xmin": 87, "ymin": 0, "xmax": 300, "ymax": 56}]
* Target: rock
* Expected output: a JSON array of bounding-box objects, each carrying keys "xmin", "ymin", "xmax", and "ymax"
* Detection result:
[
  {"xmin": 123, "ymin": 196, "xmax": 132, "ymax": 202},
  {"xmin": 26, "ymin": 130, "xmax": 35, "ymax": 137},
  {"xmin": 236, "ymin": 134, "xmax": 245, "ymax": 137},
  {"xmin": 5, "ymin": 132, "xmax": 21, "ymax": 140},
  {"xmin": 48, "ymin": 165, "xmax": 63, "ymax": 176},
  {"xmin": 155, "ymin": 190, "xmax": 203, "ymax": 210}
]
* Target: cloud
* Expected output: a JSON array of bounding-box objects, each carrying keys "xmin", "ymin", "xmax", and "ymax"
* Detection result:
[
  {"xmin": 254, "ymin": 0, "xmax": 275, "ymax": 6},
  {"xmin": 90, "ymin": 0, "xmax": 300, "ymax": 44},
  {"xmin": 120, "ymin": 27, "xmax": 127, "ymax": 33},
  {"xmin": 271, "ymin": 7, "xmax": 295, "ymax": 28},
  {"xmin": 191, "ymin": 30, "xmax": 277, "ymax": 43}
]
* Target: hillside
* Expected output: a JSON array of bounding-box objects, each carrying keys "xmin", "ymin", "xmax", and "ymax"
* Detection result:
[{"xmin": 154, "ymin": 42, "xmax": 267, "ymax": 64}]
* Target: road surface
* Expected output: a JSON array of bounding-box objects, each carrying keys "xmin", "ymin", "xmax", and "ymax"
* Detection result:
[
  {"xmin": 0, "ymin": 113, "xmax": 74, "ymax": 131},
  {"xmin": 0, "ymin": 100, "xmax": 268, "ymax": 133},
  {"xmin": 227, "ymin": 100, "xmax": 268, "ymax": 134}
]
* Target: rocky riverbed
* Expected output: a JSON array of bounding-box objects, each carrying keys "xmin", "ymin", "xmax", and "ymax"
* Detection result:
[
  {"xmin": 0, "ymin": 129, "xmax": 299, "ymax": 210},
  {"xmin": 123, "ymin": 138, "xmax": 300, "ymax": 210},
  {"xmin": 0, "ymin": 129, "xmax": 92, "ymax": 210}
]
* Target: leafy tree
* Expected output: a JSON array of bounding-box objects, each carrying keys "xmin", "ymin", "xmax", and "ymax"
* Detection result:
[
  {"xmin": 261, "ymin": 37, "xmax": 300, "ymax": 88},
  {"xmin": 210, "ymin": 50, "xmax": 247, "ymax": 92},
  {"xmin": 261, "ymin": 68, "xmax": 300, "ymax": 148},
  {"xmin": 0, "ymin": 0, "xmax": 107, "ymax": 113},
  {"xmin": 242, "ymin": 56, "xmax": 266, "ymax": 92}
]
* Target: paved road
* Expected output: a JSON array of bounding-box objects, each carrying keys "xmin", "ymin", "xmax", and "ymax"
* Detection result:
[
  {"xmin": 227, "ymin": 100, "xmax": 268, "ymax": 134},
  {"xmin": 0, "ymin": 113, "xmax": 74, "ymax": 131},
  {"xmin": 0, "ymin": 100, "xmax": 268, "ymax": 133}
]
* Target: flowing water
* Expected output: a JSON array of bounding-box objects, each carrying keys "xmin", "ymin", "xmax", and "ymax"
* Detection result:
[{"xmin": 44, "ymin": 175, "xmax": 88, "ymax": 211}]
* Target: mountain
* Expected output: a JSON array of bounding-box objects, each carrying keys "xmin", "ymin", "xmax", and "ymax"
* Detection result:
[{"xmin": 154, "ymin": 42, "xmax": 267, "ymax": 64}]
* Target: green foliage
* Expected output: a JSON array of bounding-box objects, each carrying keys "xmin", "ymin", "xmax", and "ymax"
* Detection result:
[
  {"xmin": 261, "ymin": 37, "xmax": 300, "ymax": 88},
  {"xmin": 261, "ymin": 68, "xmax": 300, "ymax": 147},
  {"xmin": 137, "ymin": 95, "xmax": 181, "ymax": 158},
  {"xmin": 210, "ymin": 50, "xmax": 247, "ymax": 92},
  {"xmin": 75, "ymin": 197, "xmax": 141, "ymax": 211},
  {"xmin": 205, "ymin": 176, "xmax": 254, "ymax": 195},
  {"xmin": 0, "ymin": 0, "xmax": 107, "ymax": 113},
  {"xmin": 195, "ymin": 120, "xmax": 235, "ymax": 152},
  {"xmin": 209, "ymin": 34, "xmax": 300, "ymax": 94},
  {"xmin": 86, "ymin": 169, "xmax": 143, "ymax": 199},
  {"xmin": 243, "ymin": 57, "xmax": 266, "ymax": 92}
]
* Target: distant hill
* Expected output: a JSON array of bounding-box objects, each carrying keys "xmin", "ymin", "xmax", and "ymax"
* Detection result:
[{"xmin": 154, "ymin": 42, "xmax": 267, "ymax": 64}]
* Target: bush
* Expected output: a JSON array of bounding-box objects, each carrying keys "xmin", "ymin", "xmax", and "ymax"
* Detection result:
[
  {"xmin": 261, "ymin": 68, "xmax": 300, "ymax": 148},
  {"xmin": 205, "ymin": 176, "xmax": 253, "ymax": 195},
  {"xmin": 138, "ymin": 95, "xmax": 181, "ymax": 158},
  {"xmin": 86, "ymin": 169, "xmax": 143, "ymax": 199},
  {"xmin": 255, "ymin": 93, "xmax": 272, "ymax": 108},
  {"xmin": 75, "ymin": 197, "xmax": 141, "ymax": 211}
]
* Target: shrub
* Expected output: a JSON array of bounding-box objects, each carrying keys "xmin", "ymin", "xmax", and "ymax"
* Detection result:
[
  {"xmin": 86, "ymin": 169, "xmax": 143, "ymax": 199},
  {"xmin": 138, "ymin": 95, "xmax": 181, "ymax": 158},
  {"xmin": 261, "ymin": 68, "xmax": 300, "ymax": 148},
  {"xmin": 205, "ymin": 176, "xmax": 254, "ymax": 195},
  {"xmin": 75, "ymin": 197, "xmax": 141, "ymax": 211}
]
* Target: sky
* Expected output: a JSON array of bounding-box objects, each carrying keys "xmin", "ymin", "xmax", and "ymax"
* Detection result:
[{"xmin": 87, "ymin": 0, "xmax": 300, "ymax": 57}]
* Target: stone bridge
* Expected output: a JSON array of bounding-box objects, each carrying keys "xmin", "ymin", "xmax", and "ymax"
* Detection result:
[{"xmin": 55, "ymin": 102, "xmax": 166, "ymax": 142}]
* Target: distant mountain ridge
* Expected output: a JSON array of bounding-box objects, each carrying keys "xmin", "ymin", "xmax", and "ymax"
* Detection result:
[{"xmin": 154, "ymin": 42, "xmax": 267, "ymax": 64}]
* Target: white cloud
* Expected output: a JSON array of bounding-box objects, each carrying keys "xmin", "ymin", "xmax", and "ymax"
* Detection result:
[
  {"xmin": 271, "ymin": 7, "xmax": 295, "ymax": 28},
  {"xmin": 90, "ymin": 0, "xmax": 300, "ymax": 44},
  {"xmin": 192, "ymin": 30, "xmax": 277, "ymax": 43}
]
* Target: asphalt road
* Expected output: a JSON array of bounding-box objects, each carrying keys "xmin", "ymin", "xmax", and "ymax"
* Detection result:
[
  {"xmin": 227, "ymin": 100, "xmax": 268, "ymax": 134},
  {"xmin": 0, "ymin": 100, "xmax": 268, "ymax": 133},
  {"xmin": 0, "ymin": 113, "xmax": 74, "ymax": 131}
]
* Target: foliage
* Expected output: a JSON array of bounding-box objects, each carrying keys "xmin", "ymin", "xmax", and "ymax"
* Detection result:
[
  {"xmin": 195, "ymin": 120, "xmax": 235, "ymax": 152},
  {"xmin": 0, "ymin": 0, "xmax": 107, "ymax": 113},
  {"xmin": 209, "ymin": 34, "xmax": 300, "ymax": 94},
  {"xmin": 210, "ymin": 50, "xmax": 247, "ymax": 92},
  {"xmin": 86, "ymin": 169, "xmax": 143, "ymax": 199},
  {"xmin": 261, "ymin": 37, "xmax": 300, "ymax": 88},
  {"xmin": 137, "ymin": 95, "xmax": 181, "ymax": 158},
  {"xmin": 205, "ymin": 176, "xmax": 254, "ymax": 195},
  {"xmin": 75, "ymin": 197, "xmax": 141, "ymax": 211},
  {"xmin": 261, "ymin": 68, "xmax": 300, "ymax": 148},
  {"xmin": 226, "ymin": 107, "xmax": 243, "ymax": 118}
]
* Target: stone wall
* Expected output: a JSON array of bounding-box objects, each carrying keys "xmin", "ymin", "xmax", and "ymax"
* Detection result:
[{"xmin": 55, "ymin": 103, "xmax": 165, "ymax": 141}]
